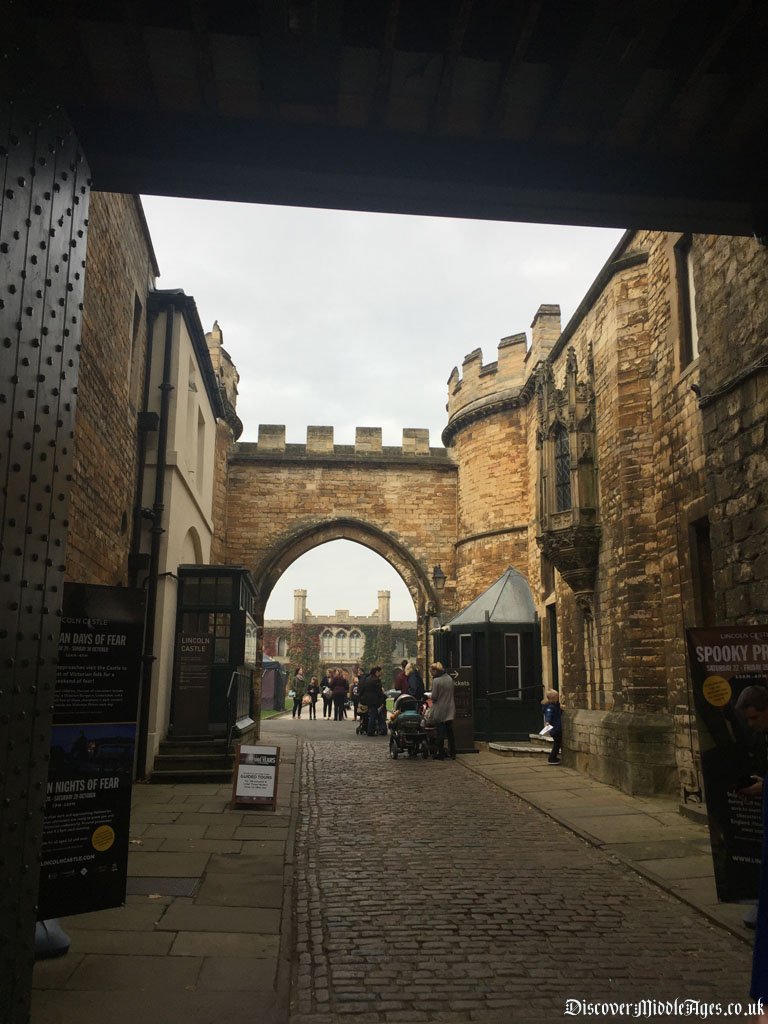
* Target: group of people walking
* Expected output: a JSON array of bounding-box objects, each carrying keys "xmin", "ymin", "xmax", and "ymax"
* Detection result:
[
  {"xmin": 290, "ymin": 667, "xmax": 352, "ymax": 721},
  {"xmin": 288, "ymin": 659, "xmax": 458, "ymax": 758}
]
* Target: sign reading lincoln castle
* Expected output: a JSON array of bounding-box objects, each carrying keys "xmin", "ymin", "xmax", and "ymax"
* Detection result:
[{"xmin": 64, "ymin": 194, "xmax": 768, "ymax": 800}]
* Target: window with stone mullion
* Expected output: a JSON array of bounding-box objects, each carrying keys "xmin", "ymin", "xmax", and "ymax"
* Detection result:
[{"xmin": 554, "ymin": 425, "xmax": 572, "ymax": 512}]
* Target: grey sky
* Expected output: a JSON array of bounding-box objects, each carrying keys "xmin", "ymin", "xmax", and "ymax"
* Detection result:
[{"xmin": 140, "ymin": 196, "xmax": 624, "ymax": 620}]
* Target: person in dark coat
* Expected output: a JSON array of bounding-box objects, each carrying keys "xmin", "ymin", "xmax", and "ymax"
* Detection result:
[
  {"xmin": 351, "ymin": 666, "xmax": 363, "ymax": 720},
  {"xmin": 406, "ymin": 662, "xmax": 425, "ymax": 703},
  {"xmin": 359, "ymin": 666, "xmax": 386, "ymax": 736},
  {"xmin": 393, "ymin": 660, "xmax": 409, "ymax": 699},
  {"xmin": 320, "ymin": 669, "xmax": 334, "ymax": 719},
  {"xmin": 331, "ymin": 669, "xmax": 349, "ymax": 721},
  {"xmin": 291, "ymin": 667, "xmax": 306, "ymax": 719},
  {"xmin": 306, "ymin": 676, "xmax": 320, "ymax": 720}
]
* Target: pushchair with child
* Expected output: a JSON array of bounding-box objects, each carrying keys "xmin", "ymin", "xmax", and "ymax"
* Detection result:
[
  {"xmin": 355, "ymin": 703, "xmax": 387, "ymax": 736},
  {"xmin": 388, "ymin": 694, "xmax": 430, "ymax": 759}
]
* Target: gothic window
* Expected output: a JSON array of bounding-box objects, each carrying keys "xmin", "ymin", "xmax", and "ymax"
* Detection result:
[
  {"xmin": 335, "ymin": 630, "xmax": 346, "ymax": 657},
  {"xmin": 554, "ymin": 424, "xmax": 572, "ymax": 512},
  {"xmin": 321, "ymin": 630, "xmax": 333, "ymax": 656},
  {"xmin": 349, "ymin": 631, "xmax": 362, "ymax": 657},
  {"xmin": 244, "ymin": 626, "xmax": 254, "ymax": 665},
  {"xmin": 277, "ymin": 636, "xmax": 289, "ymax": 657}
]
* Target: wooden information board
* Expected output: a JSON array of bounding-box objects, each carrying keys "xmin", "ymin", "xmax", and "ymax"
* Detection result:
[{"xmin": 231, "ymin": 744, "xmax": 280, "ymax": 811}]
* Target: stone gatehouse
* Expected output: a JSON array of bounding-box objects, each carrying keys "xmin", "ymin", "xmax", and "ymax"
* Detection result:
[{"xmin": 62, "ymin": 195, "xmax": 768, "ymax": 800}]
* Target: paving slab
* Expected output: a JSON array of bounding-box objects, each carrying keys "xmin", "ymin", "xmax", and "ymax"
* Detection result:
[
  {"xmin": 157, "ymin": 837, "xmax": 245, "ymax": 854},
  {"xmin": 195, "ymin": 874, "xmax": 284, "ymax": 908},
  {"xmin": 202, "ymin": 822, "xmax": 240, "ymax": 839},
  {"xmin": 141, "ymin": 823, "xmax": 209, "ymax": 839},
  {"xmin": 64, "ymin": 953, "xmax": 202, "ymax": 991},
  {"xmin": 32, "ymin": 989, "xmax": 284, "ymax": 1024},
  {"xmin": 602, "ymin": 839, "xmax": 709, "ymax": 860},
  {"xmin": 207, "ymin": 852, "xmax": 285, "ymax": 876},
  {"xmin": 63, "ymin": 928, "xmax": 174, "ymax": 956},
  {"xmin": 631, "ymin": 854, "xmax": 715, "ymax": 880},
  {"xmin": 129, "ymin": 808, "xmax": 180, "ymax": 823},
  {"xmin": 127, "ymin": 850, "xmax": 211, "ymax": 876},
  {"xmin": 157, "ymin": 897, "xmax": 281, "ymax": 933},
  {"xmin": 170, "ymin": 931, "xmax": 281, "ymax": 957},
  {"xmin": 196, "ymin": 956, "xmax": 278, "ymax": 991},
  {"xmin": 235, "ymin": 834, "xmax": 287, "ymax": 850},
  {"xmin": 127, "ymin": 836, "xmax": 165, "ymax": 851},
  {"xmin": 32, "ymin": 954, "xmax": 85, "ymax": 989},
  {"xmin": 57, "ymin": 902, "xmax": 167, "ymax": 931}
]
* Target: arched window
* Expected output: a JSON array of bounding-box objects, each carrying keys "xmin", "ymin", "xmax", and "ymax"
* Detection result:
[
  {"xmin": 554, "ymin": 424, "xmax": 572, "ymax": 512},
  {"xmin": 335, "ymin": 630, "xmax": 346, "ymax": 657},
  {"xmin": 277, "ymin": 636, "xmax": 289, "ymax": 657},
  {"xmin": 245, "ymin": 626, "xmax": 257, "ymax": 665},
  {"xmin": 321, "ymin": 630, "xmax": 333, "ymax": 656},
  {"xmin": 349, "ymin": 631, "xmax": 362, "ymax": 657}
]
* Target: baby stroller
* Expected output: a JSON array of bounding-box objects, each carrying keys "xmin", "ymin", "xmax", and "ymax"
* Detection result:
[
  {"xmin": 388, "ymin": 694, "xmax": 430, "ymax": 759},
  {"xmin": 355, "ymin": 703, "xmax": 369, "ymax": 735},
  {"xmin": 356, "ymin": 702, "xmax": 388, "ymax": 736}
]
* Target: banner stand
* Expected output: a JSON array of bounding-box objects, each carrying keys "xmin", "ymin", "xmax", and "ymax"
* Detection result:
[{"xmin": 231, "ymin": 744, "xmax": 280, "ymax": 811}]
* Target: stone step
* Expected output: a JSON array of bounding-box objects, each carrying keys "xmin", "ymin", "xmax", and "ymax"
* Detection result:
[
  {"xmin": 488, "ymin": 742, "xmax": 552, "ymax": 758},
  {"xmin": 529, "ymin": 732, "xmax": 553, "ymax": 743},
  {"xmin": 152, "ymin": 753, "xmax": 234, "ymax": 771},
  {"xmin": 149, "ymin": 768, "xmax": 234, "ymax": 784},
  {"xmin": 158, "ymin": 739, "xmax": 229, "ymax": 756}
]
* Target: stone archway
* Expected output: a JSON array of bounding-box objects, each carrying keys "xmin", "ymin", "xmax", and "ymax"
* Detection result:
[{"xmin": 250, "ymin": 517, "xmax": 442, "ymax": 668}]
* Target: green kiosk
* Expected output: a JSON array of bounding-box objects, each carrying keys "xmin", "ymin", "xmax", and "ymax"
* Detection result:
[
  {"xmin": 441, "ymin": 567, "xmax": 543, "ymax": 743},
  {"xmin": 170, "ymin": 565, "xmax": 258, "ymax": 738}
]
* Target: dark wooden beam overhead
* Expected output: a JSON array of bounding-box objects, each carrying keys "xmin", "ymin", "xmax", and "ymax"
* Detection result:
[{"xmin": 17, "ymin": 1, "xmax": 768, "ymax": 235}]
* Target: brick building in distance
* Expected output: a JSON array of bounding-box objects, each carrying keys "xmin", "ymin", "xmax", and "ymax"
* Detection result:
[{"xmin": 263, "ymin": 590, "xmax": 417, "ymax": 685}]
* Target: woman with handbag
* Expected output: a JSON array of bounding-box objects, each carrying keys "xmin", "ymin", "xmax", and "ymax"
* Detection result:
[
  {"xmin": 305, "ymin": 676, "xmax": 320, "ymax": 720},
  {"xmin": 291, "ymin": 667, "xmax": 306, "ymax": 719}
]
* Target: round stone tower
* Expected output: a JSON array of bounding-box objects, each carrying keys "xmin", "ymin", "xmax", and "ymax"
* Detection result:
[{"xmin": 442, "ymin": 306, "xmax": 561, "ymax": 605}]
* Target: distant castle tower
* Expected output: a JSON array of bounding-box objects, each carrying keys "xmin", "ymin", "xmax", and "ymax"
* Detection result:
[
  {"xmin": 293, "ymin": 589, "xmax": 307, "ymax": 623},
  {"xmin": 378, "ymin": 590, "xmax": 391, "ymax": 624}
]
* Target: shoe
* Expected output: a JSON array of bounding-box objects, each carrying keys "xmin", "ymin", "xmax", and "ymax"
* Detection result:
[{"xmin": 547, "ymin": 758, "xmax": 561, "ymax": 765}]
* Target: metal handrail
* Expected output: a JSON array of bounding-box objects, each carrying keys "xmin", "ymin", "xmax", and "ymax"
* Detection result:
[{"xmin": 225, "ymin": 668, "xmax": 254, "ymax": 747}]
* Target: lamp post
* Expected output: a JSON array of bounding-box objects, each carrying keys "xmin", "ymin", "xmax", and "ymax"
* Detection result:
[{"xmin": 427, "ymin": 566, "xmax": 447, "ymax": 665}]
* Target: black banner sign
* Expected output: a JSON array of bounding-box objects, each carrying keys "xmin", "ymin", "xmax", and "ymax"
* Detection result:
[
  {"xmin": 686, "ymin": 625, "xmax": 768, "ymax": 902},
  {"xmin": 173, "ymin": 633, "xmax": 213, "ymax": 734},
  {"xmin": 38, "ymin": 583, "xmax": 145, "ymax": 919},
  {"xmin": 452, "ymin": 677, "xmax": 475, "ymax": 754}
]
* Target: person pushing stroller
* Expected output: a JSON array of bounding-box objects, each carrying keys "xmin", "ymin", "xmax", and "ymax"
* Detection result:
[{"xmin": 358, "ymin": 666, "xmax": 386, "ymax": 736}]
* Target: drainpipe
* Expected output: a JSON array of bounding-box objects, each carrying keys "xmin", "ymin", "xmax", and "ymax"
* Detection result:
[
  {"xmin": 135, "ymin": 300, "xmax": 175, "ymax": 777},
  {"xmin": 129, "ymin": 308, "xmax": 158, "ymax": 588}
]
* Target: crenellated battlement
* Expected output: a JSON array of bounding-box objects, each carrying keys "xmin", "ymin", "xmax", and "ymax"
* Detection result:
[
  {"xmin": 446, "ymin": 304, "xmax": 562, "ymax": 422},
  {"xmin": 233, "ymin": 425, "xmax": 453, "ymax": 464}
]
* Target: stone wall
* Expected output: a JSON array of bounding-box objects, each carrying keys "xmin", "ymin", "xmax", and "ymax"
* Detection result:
[
  {"xmin": 66, "ymin": 193, "xmax": 157, "ymax": 585},
  {"xmin": 225, "ymin": 425, "xmax": 459, "ymax": 624},
  {"xmin": 442, "ymin": 230, "xmax": 725, "ymax": 795},
  {"xmin": 695, "ymin": 236, "xmax": 768, "ymax": 625}
]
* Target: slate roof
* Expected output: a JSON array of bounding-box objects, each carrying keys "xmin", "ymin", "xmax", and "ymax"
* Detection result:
[{"xmin": 445, "ymin": 567, "xmax": 536, "ymax": 628}]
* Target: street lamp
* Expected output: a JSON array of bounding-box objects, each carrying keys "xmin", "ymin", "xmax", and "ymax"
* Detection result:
[{"xmin": 432, "ymin": 565, "xmax": 446, "ymax": 592}]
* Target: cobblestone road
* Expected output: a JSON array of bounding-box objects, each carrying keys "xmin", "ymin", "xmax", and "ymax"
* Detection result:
[{"xmin": 291, "ymin": 733, "xmax": 752, "ymax": 1024}]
